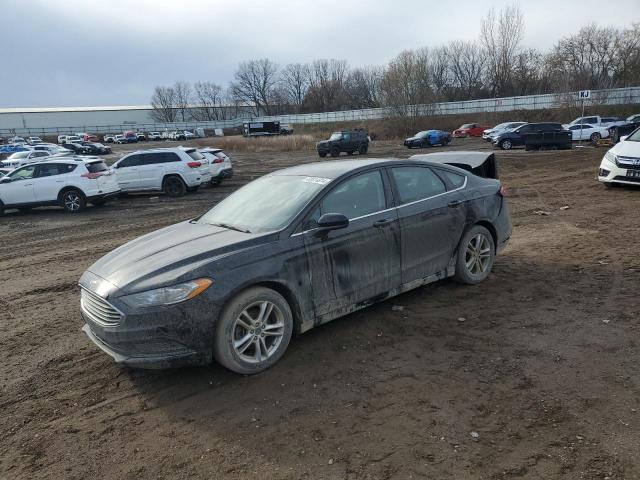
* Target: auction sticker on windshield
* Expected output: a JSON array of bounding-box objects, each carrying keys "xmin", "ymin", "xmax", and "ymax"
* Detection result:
[{"xmin": 302, "ymin": 176, "xmax": 331, "ymax": 185}]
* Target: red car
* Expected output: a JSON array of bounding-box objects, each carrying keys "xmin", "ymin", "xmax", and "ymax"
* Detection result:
[
  {"xmin": 81, "ymin": 133, "xmax": 99, "ymax": 142},
  {"xmin": 452, "ymin": 123, "xmax": 489, "ymax": 138}
]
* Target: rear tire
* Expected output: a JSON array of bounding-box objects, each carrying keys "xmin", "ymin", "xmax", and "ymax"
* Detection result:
[
  {"xmin": 590, "ymin": 132, "xmax": 601, "ymax": 142},
  {"xmin": 318, "ymin": 152, "xmax": 327, "ymax": 158},
  {"xmin": 163, "ymin": 176, "xmax": 186, "ymax": 197},
  {"xmin": 453, "ymin": 225, "xmax": 495, "ymax": 285},
  {"xmin": 213, "ymin": 287, "xmax": 293, "ymax": 374},
  {"xmin": 60, "ymin": 189, "xmax": 86, "ymax": 213}
]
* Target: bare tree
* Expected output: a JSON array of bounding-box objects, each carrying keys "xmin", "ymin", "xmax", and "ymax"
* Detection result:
[
  {"xmin": 191, "ymin": 81, "xmax": 225, "ymax": 120},
  {"xmin": 380, "ymin": 49, "xmax": 434, "ymax": 117},
  {"xmin": 230, "ymin": 59, "xmax": 279, "ymax": 115},
  {"xmin": 480, "ymin": 4, "xmax": 525, "ymax": 96},
  {"xmin": 173, "ymin": 81, "xmax": 192, "ymax": 122},
  {"xmin": 279, "ymin": 63, "xmax": 310, "ymax": 112},
  {"xmin": 344, "ymin": 66, "xmax": 383, "ymax": 109},
  {"xmin": 304, "ymin": 59, "xmax": 349, "ymax": 112},
  {"xmin": 150, "ymin": 86, "xmax": 177, "ymax": 123},
  {"xmin": 448, "ymin": 40, "xmax": 486, "ymax": 99}
]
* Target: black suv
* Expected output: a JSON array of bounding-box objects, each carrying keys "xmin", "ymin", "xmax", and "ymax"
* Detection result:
[
  {"xmin": 493, "ymin": 123, "xmax": 566, "ymax": 150},
  {"xmin": 317, "ymin": 129, "xmax": 369, "ymax": 157}
]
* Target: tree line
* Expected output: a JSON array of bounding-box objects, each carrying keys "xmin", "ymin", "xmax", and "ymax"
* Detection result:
[{"xmin": 150, "ymin": 6, "xmax": 640, "ymax": 122}]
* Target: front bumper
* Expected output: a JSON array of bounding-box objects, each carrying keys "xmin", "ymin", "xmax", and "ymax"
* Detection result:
[{"xmin": 598, "ymin": 158, "xmax": 640, "ymax": 186}]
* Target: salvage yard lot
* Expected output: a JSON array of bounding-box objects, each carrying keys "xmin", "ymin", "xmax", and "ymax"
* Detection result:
[{"xmin": 1, "ymin": 138, "xmax": 638, "ymax": 479}]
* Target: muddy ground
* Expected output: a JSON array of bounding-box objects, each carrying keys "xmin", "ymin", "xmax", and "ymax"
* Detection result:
[{"xmin": 1, "ymin": 138, "xmax": 638, "ymax": 480}]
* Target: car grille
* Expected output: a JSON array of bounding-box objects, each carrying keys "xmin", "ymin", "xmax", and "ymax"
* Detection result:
[
  {"xmin": 616, "ymin": 156, "xmax": 640, "ymax": 170},
  {"xmin": 613, "ymin": 175, "xmax": 640, "ymax": 183},
  {"xmin": 81, "ymin": 288, "xmax": 122, "ymax": 325}
]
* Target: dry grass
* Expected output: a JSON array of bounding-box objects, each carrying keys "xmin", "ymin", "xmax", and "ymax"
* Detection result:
[{"xmin": 195, "ymin": 134, "xmax": 317, "ymax": 152}]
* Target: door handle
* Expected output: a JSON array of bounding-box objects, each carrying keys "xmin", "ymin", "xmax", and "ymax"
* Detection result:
[
  {"xmin": 448, "ymin": 200, "xmax": 462, "ymax": 208},
  {"xmin": 373, "ymin": 218, "xmax": 393, "ymax": 228},
  {"xmin": 24, "ymin": 183, "xmax": 33, "ymax": 187}
]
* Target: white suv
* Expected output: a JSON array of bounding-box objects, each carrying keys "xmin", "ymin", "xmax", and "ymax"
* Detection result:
[
  {"xmin": 1, "ymin": 150, "xmax": 51, "ymax": 168},
  {"xmin": 111, "ymin": 147, "xmax": 211, "ymax": 196},
  {"xmin": 0, "ymin": 158, "xmax": 120, "ymax": 214},
  {"xmin": 199, "ymin": 147, "xmax": 233, "ymax": 185}
]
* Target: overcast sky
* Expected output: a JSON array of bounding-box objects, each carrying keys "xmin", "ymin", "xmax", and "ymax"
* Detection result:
[{"xmin": 1, "ymin": 0, "xmax": 638, "ymax": 108}]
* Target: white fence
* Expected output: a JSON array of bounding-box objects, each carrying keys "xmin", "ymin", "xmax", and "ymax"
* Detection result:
[{"xmin": 2, "ymin": 86, "xmax": 639, "ymax": 137}]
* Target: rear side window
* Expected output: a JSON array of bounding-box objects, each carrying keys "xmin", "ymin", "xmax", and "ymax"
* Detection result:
[
  {"xmin": 86, "ymin": 162, "xmax": 108, "ymax": 173},
  {"xmin": 391, "ymin": 167, "xmax": 446, "ymax": 204},
  {"xmin": 321, "ymin": 170, "xmax": 386, "ymax": 220},
  {"xmin": 186, "ymin": 150, "xmax": 205, "ymax": 161},
  {"xmin": 440, "ymin": 170, "xmax": 466, "ymax": 189}
]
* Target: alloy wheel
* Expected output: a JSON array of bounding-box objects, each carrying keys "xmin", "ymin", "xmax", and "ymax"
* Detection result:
[
  {"xmin": 465, "ymin": 233, "xmax": 492, "ymax": 275},
  {"xmin": 64, "ymin": 192, "xmax": 82, "ymax": 212},
  {"xmin": 232, "ymin": 301, "xmax": 285, "ymax": 363}
]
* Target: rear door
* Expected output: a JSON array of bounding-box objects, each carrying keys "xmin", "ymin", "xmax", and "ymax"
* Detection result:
[
  {"xmin": 302, "ymin": 169, "xmax": 401, "ymax": 318},
  {"xmin": 389, "ymin": 166, "xmax": 467, "ymax": 284}
]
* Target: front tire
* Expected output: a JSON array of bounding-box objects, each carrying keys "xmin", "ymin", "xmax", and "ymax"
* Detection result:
[
  {"xmin": 60, "ymin": 189, "xmax": 86, "ymax": 213},
  {"xmin": 330, "ymin": 147, "xmax": 340, "ymax": 157},
  {"xmin": 318, "ymin": 151, "xmax": 327, "ymax": 158},
  {"xmin": 163, "ymin": 176, "xmax": 186, "ymax": 197},
  {"xmin": 213, "ymin": 287, "xmax": 293, "ymax": 374},
  {"xmin": 358, "ymin": 143, "xmax": 368, "ymax": 154},
  {"xmin": 590, "ymin": 132, "xmax": 601, "ymax": 142},
  {"xmin": 454, "ymin": 225, "xmax": 495, "ymax": 285},
  {"xmin": 499, "ymin": 139, "xmax": 513, "ymax": 150}
]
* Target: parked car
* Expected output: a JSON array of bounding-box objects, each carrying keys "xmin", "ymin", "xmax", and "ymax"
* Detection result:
[
  {"xmin": 0, "ymin": 167, "xmax": 12, "ymax": 177},
  {"xmin": 61, "ymin": 135, "xmax": 82, "ymax": 144},
  {"xmin": 565, "ymin": 116, "xmax": 626, "ymax": 129},
  {"xmin": 114, "ymin": 135, "xmax": 127, "ymax": 144},
  {"xmin": 566, "ymin": 124, "xmax": 610, "ymax": 142},
  {"xmin": 79, "ymin": 154, "xmax": 512, "ymax": 373},
  {"xmin": 111, "ymin": 147, "xmax": 211, "ymax": 196},
  {"xmin": 404, "ymin": 130, "xmax": 451, "ymax": 148},
  {"xmin": 8, "ymin": 136, "xmax": 26, "ymax": 144},
  {"xmin": 0, "ymin": 157, "xmax": 120, "ymax": 214},
  {"xmin": 199, "ymin": 147, "xmax": 233, "ymax": 185},
  {"xmin": 0, "ymin": 144, "xmax": 30, "ymax": 156},
  {"xmin": 482, "ymin": 122, "xmax": 526, "ymax": 141},
  {"xmin": 57, "ymin": 135, "xmax": 68, "ymax": 144},
  {"xmin": 317, "ymin": 128, "xmax": 369, "ymax": 157},
  {"xmin": 32, "ymin": 144, "xmax": 73, "ymax": 156},
  {"xmin": 452, "ymin": 123, "xmax": 488, "ymax": 138},
  {"xmin": 493, "ymin": 122, "xmax": 565, "ymax": 150},
  {"xmin": 626, "ymin": 114, "xmax": 640, "ymax": 123},
  {"xmin": 123, "ymin": 131, "xmax": 138, "ymax": 143},
  {"xmin": 79, "ymin": 142, "xmax": 112, "ymax": 155},
  {"xmin": 136, "ymin": 132, "xmax": 146, "ymax": 141},
  {"xmin": 280, "ymin": 124, "xmax": 294, "ymax": 135},
  {"xmin": 26, "ymin": 136, "xmax": 43, "ymax": 144},
  {"xmin": 103, "ymin": 134, "xmax": 116, "ymax": 143},
  {"xmin": 609, "ymin": 121, "xmax": 640, "ymax": 143},
  {"xmin": 148, "ymin": 132, "xmax": 162, "ymax": 141},
  {"xmin": 77, "ymin": 133, "xmax": 99, "ymax": 142},
  {"xmin": 598, "ymin": 127, "xmax": 640, "ymax": 187},
  {"xmin": 62, "ymin": 142, "xmax": 93, "ymax": 155},
  {"xmin": 175, "ymin": 131, "xmax": 196, "ymax": 141},
  {"xmin": 0, "ymin": 150, "xmax": 51, "ymax": 168}
]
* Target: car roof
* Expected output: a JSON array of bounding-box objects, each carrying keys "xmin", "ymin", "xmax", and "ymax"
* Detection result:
[
  {"xmin": 271, "ymin": 157, "xmax": 465, "ymax": 179},
  {"xmin": 409, "ymin": 151, "xmax": 494, "ymax": 169}
]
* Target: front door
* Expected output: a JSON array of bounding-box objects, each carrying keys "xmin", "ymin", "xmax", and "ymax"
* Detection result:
[
  {"xmin": 389, "ymin": 166, "xmax": 467, "ymax": 284},
  {"xmin": 303, "ymin": 169, "xmax": 401, "ymax": 318},
  {"xmin": 114, "ymin": 154, "xmax": 142, "ymax": 191},
  {"xmin": 1, "ymin": 164, "xmax": 37, "ymax": 205}
]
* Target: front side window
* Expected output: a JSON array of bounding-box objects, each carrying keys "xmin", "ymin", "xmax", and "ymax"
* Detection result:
[
  {"xmin": 321, "ymin": 170, "xmax": 386, "ymax": 220},
  {"xmin": 118, "ymin": 154, "xmax": 141, "ymax": 168},
  {"xmin": 391, "ymin": 167, "xmax": 446, "ymax": 204},
  {"xmin": 329, "ymin": 133, "xmax": 342, "ymax": 141},
  {"xmin": 8, "ymin": 165, "xmax": 37, "ymax": 181},
  {"xmin": 36, "ymin": 164, "xmax": 62, "ymax": 177}
]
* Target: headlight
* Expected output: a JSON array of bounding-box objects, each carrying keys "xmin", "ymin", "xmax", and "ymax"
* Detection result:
[
  {"xmin": 604, "ymin": 151, "xmax": 617, "ymax": 165},
  {"xmin": 119, "ymin": 278, "xmax": 212, "ymax": 309}
]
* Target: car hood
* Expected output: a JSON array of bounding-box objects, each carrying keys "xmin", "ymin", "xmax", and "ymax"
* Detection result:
[
  {"xmin": 85, "ymin": 220, "xmax": 274, "ymax": 294},
  {"xmin": 611, "ymin": 140, "xmax": 640, "ymax": 157}
]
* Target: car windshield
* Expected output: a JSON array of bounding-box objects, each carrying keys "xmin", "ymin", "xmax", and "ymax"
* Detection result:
[
  {"xmin": 198, "ymin": 175, "xmax": 328, "ymax": 233},
  {"xmin": 329, "ymin": 133, "xmax": 342, "ymax": 141},
  {"xmin": 626, "ymin": 129, "xmax": 640, "ymax": 142},
  {"xmin": 460, "ymin": 124, "xmax": 474, "ymax": 129}
]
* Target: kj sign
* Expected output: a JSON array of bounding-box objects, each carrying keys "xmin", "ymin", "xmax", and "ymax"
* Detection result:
[{"xmin": 578, "ymin": 90, "xmax": 591, "ymax": 99}]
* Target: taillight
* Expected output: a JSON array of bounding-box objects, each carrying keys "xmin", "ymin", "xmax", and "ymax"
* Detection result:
[
  {"xmin": 81, "ymin": 172, "xmax": 103, "ymax": 180},
  {"xmin": 212, "ymin": 158, "xmax": 223, "ymax": 164},
  {"xmin": 187, "ymin": 161, "xmax": 201, "ymax": 168}
]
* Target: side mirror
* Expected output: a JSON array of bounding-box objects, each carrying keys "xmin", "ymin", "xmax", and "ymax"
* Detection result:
[
  {"xmin": 620, "ymin": 135, "xmax": 628, "ymax": 142},
  {"xmin": 314, "ymin": 213, "xmax": 349, "ymax": 237}
]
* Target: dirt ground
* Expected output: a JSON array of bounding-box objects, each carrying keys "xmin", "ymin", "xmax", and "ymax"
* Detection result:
[{"xmin": 1, "ymin": 138, "xmax": 638, "ymax": 480}]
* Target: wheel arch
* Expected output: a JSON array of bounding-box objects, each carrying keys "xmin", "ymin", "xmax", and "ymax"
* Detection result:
[
  {"xmin": 473, "ymin": 220, "xmax": 498, "ymax": 251},
  {"xmin": 57, "ymin": 185, "xmax": 87, "ymax": 202}
]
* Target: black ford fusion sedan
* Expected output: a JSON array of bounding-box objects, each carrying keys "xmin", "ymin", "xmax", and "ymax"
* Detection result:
[{"xmin": 80, "ymin": 154, "xmax": 512, "ymax": 374}]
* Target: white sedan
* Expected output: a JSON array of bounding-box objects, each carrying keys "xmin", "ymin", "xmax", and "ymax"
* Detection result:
[
  {"xmin": 566, "ymin": 124, "xmax": 610, "ymax": 142},
  {"xmin": 598, "ymin": 128, "xmax": 640, "ymax": 187}
]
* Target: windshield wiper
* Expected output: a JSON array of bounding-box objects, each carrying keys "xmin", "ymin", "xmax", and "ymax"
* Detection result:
[{"xmin": 210, "ymin": 222, "xmax": 252, "ymax": 233}]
